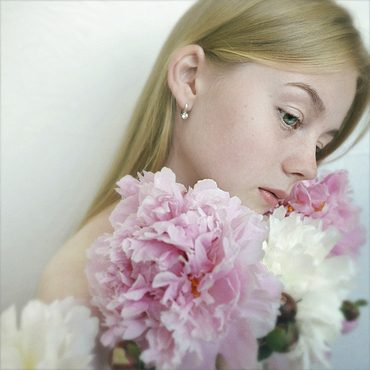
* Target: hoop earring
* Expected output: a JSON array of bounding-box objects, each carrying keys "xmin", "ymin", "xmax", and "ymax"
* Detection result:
[{"xmin": 181, "ymin": 104, "xmax": 189, "ymax": 120}]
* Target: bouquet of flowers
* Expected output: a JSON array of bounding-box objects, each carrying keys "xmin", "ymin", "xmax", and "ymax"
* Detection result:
[
  {"xmin": 84, "ymin": 168, "xmax": 366, "ymax": 370},
  {"xmin": 1, "ymin": 168, "xmax": 367, "ymax": 370}
]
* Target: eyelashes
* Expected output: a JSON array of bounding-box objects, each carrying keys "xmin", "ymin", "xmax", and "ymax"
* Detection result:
[
  {"xmin": 278, "ymin": 109, "xmax": 302, "ymax": 129},
  {"xmin": 316, "ymin": 145, "xmax": 322, "ymax": 158}
]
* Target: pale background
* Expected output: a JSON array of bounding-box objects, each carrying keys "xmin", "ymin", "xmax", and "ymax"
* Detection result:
[{"xmin": 1, "ymin": 1, "xmax": 369, "ymax": 369}]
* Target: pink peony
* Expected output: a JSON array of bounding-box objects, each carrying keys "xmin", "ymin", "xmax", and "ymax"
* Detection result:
[
  {"xmin": 270, "ymin": 170, "xmax": 366, "ymax": 258},
  {"xmin": 86, "ymin": 167, "xmax": 282, "ymax": 370}
]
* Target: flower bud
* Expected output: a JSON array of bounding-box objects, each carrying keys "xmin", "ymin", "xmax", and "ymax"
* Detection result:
[
  {"xmin": 265, "ymin": 322, "xmax": 299, "ymax": 353},
  {"xmin": 341, "ymin": 300, "xmax": 359, "ymax": 321},
  {"xmin": 277, "ymin": 292, "xmax": 297, "ymax": 324},
  {"xmin": 258, "ymin": 343, "xmax": 273, "ymax": 361},
  {"xmin": 109, "ymin": 340, "xmax": 142, "ymax": 370}
]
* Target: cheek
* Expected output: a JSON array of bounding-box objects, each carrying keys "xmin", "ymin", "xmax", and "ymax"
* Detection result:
[
  {"xmin": 189, "ymin": 89, "xmax": 282, "ymax": 187},
  {"xmin": 220, "ymin": 116, "xmax": 274, "ymax": 164},
  {"xmin": 205, "ymin": 124, "xmax": 271, "ymax": 185}
]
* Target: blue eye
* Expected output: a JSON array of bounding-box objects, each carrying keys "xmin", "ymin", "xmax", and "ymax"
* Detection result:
[{"xmin": 279, "ymin": 109, "xmax": 300, "ymax": 127}]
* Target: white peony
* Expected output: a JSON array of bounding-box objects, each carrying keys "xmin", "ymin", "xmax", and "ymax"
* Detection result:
[
  {"xmin": 1, "ymin": 297, "xmax": 99, "ymax": 370},
  {"xmin": 262, "ymin": 207, "xmax": 357, "ymax": 369}
]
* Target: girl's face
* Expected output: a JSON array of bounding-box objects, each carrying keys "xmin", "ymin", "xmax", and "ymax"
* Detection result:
[{"xmin": 166, "ymin": 63, "xmax": 357, "ymax": 214}]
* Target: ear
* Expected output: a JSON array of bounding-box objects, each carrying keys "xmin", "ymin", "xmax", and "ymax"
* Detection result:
[{"xmin": 167, "ymin": 45, "xmax": 206, "ymax": 113}]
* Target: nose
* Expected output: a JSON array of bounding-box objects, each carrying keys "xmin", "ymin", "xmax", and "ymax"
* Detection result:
[{"xmin": 282, "ymin": 143, "xmax": 318, "ymax": 181}]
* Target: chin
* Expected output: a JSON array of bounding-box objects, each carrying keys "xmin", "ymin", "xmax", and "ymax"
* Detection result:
[
  {"xmin": 241, "ymin": 201, "xmax": 269, "ymax": 215},
  {"xmin": 233, "ymin": 193, "xmax": 272, "ymax": 215},
  {"xmin": 255, "ymin": 206, "xmax": 271, "ymax": 215}
]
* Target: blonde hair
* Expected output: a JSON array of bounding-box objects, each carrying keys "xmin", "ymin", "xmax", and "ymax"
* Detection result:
[{"xmin": 80, "ymin": 0, "xmax": 370, "ymax": 227}]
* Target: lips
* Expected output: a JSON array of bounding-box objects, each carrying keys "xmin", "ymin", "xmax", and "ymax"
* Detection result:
[
  {"xmin": 258, "ymin": 187, "xmax": 288, "ymax": 208},
  {"xmin": 261, "ymin": 188, "xmax": 289, "ymax": 200}
]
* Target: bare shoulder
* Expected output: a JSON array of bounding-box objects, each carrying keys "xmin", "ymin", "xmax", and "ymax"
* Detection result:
[{"xmin": 36, "ymin": 201, "xmax": 119, "ymax": 304}]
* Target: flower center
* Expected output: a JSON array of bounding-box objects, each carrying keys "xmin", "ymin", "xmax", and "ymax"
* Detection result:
[
  {"xmin": 188, "ymin": 275, "xmax": 200, "ymax": 298},
  {"xmin": 314, "ymin": 202, "xmax": 325, "ymax": 212}
]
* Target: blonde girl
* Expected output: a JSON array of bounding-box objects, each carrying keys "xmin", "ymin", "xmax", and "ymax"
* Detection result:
[{"xmin": 37, "ymin": 0, "xmax": 369, "ymax": 367}]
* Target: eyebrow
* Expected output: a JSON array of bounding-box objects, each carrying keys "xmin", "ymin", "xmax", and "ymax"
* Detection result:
[{"xmin": 286, "ymin": 82, "xmax": 326, "ymax": 114}]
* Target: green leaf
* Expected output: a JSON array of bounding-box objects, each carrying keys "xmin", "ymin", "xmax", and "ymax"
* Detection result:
[{"xmin": 355, "ymin": 299, "xmax": 368, "ymax": 307}]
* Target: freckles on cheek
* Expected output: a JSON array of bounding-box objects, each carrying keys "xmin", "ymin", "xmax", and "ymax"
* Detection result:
[{"xmin": 225, "ymin": 136, "xmax": 259, "ymax": 166}]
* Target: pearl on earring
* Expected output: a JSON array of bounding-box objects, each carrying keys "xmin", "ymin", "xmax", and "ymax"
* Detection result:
[{"xmin": 181, "ymin": 104, "xmax": 189, "ymax": 120}]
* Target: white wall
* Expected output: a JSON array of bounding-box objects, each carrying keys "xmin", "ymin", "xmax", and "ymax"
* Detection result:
[{"xmin": 1, "ymin": 1, "xmax": 369, "ymax": 369}]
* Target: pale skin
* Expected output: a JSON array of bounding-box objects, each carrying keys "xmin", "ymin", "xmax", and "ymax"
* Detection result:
[
  {"xmin": 166, "ymin": 46, "xmax": 357, "ymax": 214},
  {"xmin": 37, "ymin": 45, "xmax": 357, "ymax": 367}
]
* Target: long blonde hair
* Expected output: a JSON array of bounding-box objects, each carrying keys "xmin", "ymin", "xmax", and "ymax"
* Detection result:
[{"xmin": 80, "ymin": 0, "xmax": 370, "ymax": 227}]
